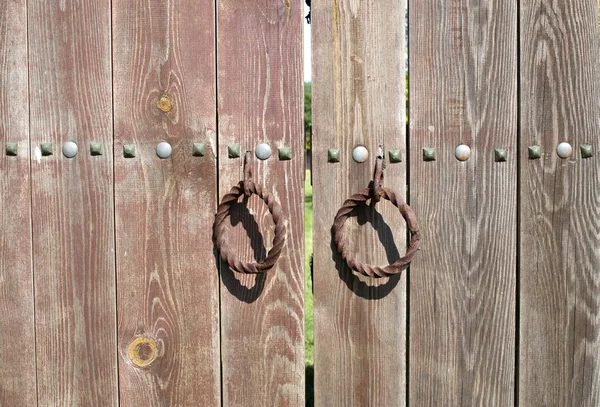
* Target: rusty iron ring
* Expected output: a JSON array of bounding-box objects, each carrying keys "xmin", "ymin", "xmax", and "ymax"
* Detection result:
[
  {"xmin": 214, "ymin": 153, "xmax": 286, "ymax": 274},
  {"xmin": 332, "ymin": 155, "xmax": 420, "ymax": 278}
]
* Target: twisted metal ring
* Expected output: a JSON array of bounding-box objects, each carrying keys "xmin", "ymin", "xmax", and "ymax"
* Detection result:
[
  {"xmin": 333, "ymin": 186, "xmax": 420, "ymax": 278},
  {"xmin": 214, "ymin": 180, "xmax": 286, "ymax": 274}
]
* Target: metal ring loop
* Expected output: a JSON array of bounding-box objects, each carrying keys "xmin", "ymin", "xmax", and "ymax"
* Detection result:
[
  {"xmin": 214, "ymin": 180, "xmax": 286, "ymax": 274},
  {"xmin": 332, "ymin": 186, "xmax": 420, "ymax": 278}
]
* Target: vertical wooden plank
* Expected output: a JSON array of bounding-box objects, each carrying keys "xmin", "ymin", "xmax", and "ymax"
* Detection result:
[
  {"xmin": 28, "ymin": 0, "xmax": 117, "ymax": 405},
  {"xmin": 0, "ymin": 0, "xmax": 36, "ymax": 404},
  {"xmin": 217, "ymin": 1, "xmax": 305, "ymax": 405},
  {"xmin": 312, "ymin": 1, "xmax": 407, "ymax": 405},
  {"xmin": 519, "ymin": 1, "xmax": 600, "ymax": 404},
  {"xmin": 112, "ymin": 0, "xmax": 220, "ymax": 405},
  {"xmin": 408, "ymin": 0, "xmax": 517, "ymax": 404}
]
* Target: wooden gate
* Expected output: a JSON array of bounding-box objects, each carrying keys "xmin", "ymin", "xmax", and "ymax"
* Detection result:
[{"xmin": 1, "ymin": 0, "xmax": 599, "ymax": 406}]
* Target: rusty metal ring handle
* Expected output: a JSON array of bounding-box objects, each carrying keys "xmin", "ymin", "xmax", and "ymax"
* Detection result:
[
  {"xmin": 213, "ymin": 152, "xmax": 286, "ymax": 274},
  {"xmin": 332, "ymin": 155, "xmax": 421, "ymax": 278}
]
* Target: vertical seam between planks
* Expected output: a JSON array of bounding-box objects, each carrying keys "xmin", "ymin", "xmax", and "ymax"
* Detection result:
[
  {"xmin": 514, "ymin": 0, "xmax": 521, "ymax": 405},
  {"xmin": 405, "ymin": 2, "xmax": 411, "ymax": 406},
  {"xmin": 109, "ymin": 0, "xmax": 120, "ymax": 404},
  {"xmin": 25, "ymin": 0, "xmax": 39, "ymax": 404},
  {"xmin": 214, "ymin": 0, "xmax": 224, "ymax": 406}
]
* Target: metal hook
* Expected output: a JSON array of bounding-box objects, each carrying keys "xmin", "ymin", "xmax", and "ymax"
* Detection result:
[
  {"xmin": 372, "ymin": 145, "xmax": 385, "ymax": 202},
  {"xmin": 243, "ymin": 150, "xmax": 253, "ymax": 197}
]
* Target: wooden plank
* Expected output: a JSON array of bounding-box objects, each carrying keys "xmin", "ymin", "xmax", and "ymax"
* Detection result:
[
  {"xmin": 112, "ymin": 0, "xmax": 220, "ymax": 405},
  {"xmin": 216, "ymin": 1, "xmax": 304, "ymax": 405},
  {"xmin": 0, "ymin": 0, "xmax": 36, "ymax": 405},
  {"xmin": 312, "ymin": 1, "xmax": 408, "ymax": 405},
  {"xmin": 408, "ymin": 0, "xmax": 517, "ymax": 404},
  {"xmin": 27, "ymin": 0, "xmax": 117, "ymax": 405},
  {"xmin": 519, "ymin": 1, "xmax": 600, "ymax": 404}
]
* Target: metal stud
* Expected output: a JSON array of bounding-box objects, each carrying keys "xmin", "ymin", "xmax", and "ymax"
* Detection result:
[
  {"xmin": 228, "ymin": 145, "xmax": 241, "ymax": 158},
  {"xmin": 423, "ymin": 147, "xmax": 436, "ymax": 162},
  {"xmin": 528, "ymin": 146, "xmax": 541, "ymax": 159},
  {"xmin": 5, "ymin": 143, "xmax": 17, "ymax": 156},
  {"xmin": 278, "ymin": 147, "xmax": 292, "ymax": 161},
  {"xmin": 495, "ymin": 148, "xmax": 508, "ymax": 162},
  {"xmin": 556, "ymin": 142, "xmax": 573, "ymax": 159},
  {"xmin": 192, "ymin": 143, "xmax": 205, "ymax": 157},
  {"xmin": 455, "ymin": 144, "xmax": 471, "ymax": 161},
  {"xmin": 388, "ymin": 150, "xmax": 402, "ymax": 163},
  {"xmin": 328, "ymin": 149, "xmax": 340, "ymax": 163},
  {"xmin": 157, "ymin": 94, "xmax": 173, "ymax": 112},
  {"xmin": 255, "ymin": 143, "xmax": 272, "ymax": 160},
  {"xmin": 62, "ymin": 141, "xmax": 78, "ymax": 158},
  {"xmin": 581, "ymin": 144, "xmax": 593, "ymax": 159},
  {"xmin": 123, "ymin": 144, "xmax": 136, "ymax": 158},
  {"xmin": 156, "ymin": 142, "xmax": 172, "ymax": 159},
  {"xmin": 40, "ymin": 143, "xmax": 53, "ymax": 156},
  {"xmin": 90, "ymin": 143, "xmax": 103, "ymax": 156}
]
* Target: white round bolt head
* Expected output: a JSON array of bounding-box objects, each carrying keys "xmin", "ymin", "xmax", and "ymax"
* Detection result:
[
  {"xmin": 255, "ymin": 143, "xmax": 272, "ymax": 160},
  {"xmin": 62, "ymin": 141, "xmax": 78, "ymax": 158},
  {"xmin": 156, "ymin": 142, "xmax": 172, "ymax": 159},
  {"xmin": 556, "ymin": 142, "xmax": 573, "ymax": 159},
  {"xmin": 455, "ymin": 144, "xmax": 471, "ymax": 161},
  {"xmin": 352, "ymin": 146, "xmax": 369, "ymax": 163}
]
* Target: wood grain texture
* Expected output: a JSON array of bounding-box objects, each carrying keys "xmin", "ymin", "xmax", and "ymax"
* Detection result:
[
  {"xmin": 28, "ymin": 0, "xmax": 117, "ymax": 404},
  {"xmin": 112, "ymin": 0, "xmax": 220, "ymax": 405},
  {"xmin": 408, "ymin": 0, "xmax": 517, "ymax": 405},
  {"xmin": 0, "ymin": 0, "xmax": 36, "ymax": 405},
  {"xmin": 312, "ymin": 1, "xmax": 407, "ymax": 405},
  {"xmin": 519, "ymin": 1, "xmax": 600, "ymax": 405},
  {"xmin": 217, "ymin": 1, "xmax": 304, "ymax": 405}
]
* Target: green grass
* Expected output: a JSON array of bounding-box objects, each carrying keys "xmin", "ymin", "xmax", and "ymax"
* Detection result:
[{"xmin": 305, "ymin": 171, "xmax": 314, "ymax": 405}]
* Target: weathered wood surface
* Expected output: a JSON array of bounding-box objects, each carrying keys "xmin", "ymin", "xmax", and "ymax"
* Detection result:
[
  {"xmin": 519, "ymin": 1, "xmax": 600, "ymax": 405},
  {"xmin": 312, "ymin": 0, "xmax": 408, "ymax": 405},
  {"xmin": 0, "ymin": 1, "xmax": 36, "ymax": 405},
  {"xmin": 112, "ymin": 0, "xmax": 220, "ymax": 405},
  {"xmin": 408, "ymin": 0, "xmax": 517, "ymax": 405},
  {"xmin": 28, "ymin": 0, "xmax": 117, "ymax": 405},
  {"xmin": 217, "ymin": 1, "xmax": 305, "ymax": 405}
]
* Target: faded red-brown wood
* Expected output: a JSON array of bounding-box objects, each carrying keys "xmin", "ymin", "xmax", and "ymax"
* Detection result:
[
  {"xmin": 409, "ymin": 0, "xmax": 517, "ymax": 404},
  {"xmin": 312, "ymin": 0, "xmax": 408, "ymax": 405},
  {"xmin": 519, "ymin": 1, "xmax": 600, "ymax": 404},
  {"xmin": 217, "ymin": 1, "xmax": 305, "ymax": 405},
  {"xmin": 0, "ymin": 1, "xmax": 36, "ymax": 405},
  {"xmin": 28, "ymin": 0, "xmax": 117, "ymax": 404},
  {"xmin": 112, "ymin": 0, "xmax": 220, "ymax": 405}
]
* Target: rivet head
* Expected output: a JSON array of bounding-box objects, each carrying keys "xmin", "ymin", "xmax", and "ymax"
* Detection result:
[
  {"xmin": 128, "ymin": 337, "xmax": 158, "ymax": 368},
  {"xmin": 278, "ymin": 147, "xmax": 292, "ymax": 160},
  {"xmin": 123, "ymin": 144, "xmax": 136, "ymax": 158},
  {"xmin": 5, "ymin": 143, "xmax": 17, "ymax": 156},
  {"xmin": 352, "ymin": 146, "xmax": 369, "ymax": 163},
  {"xmin": 455, "ymin": 144, "xmax": 471, "ymax": 161},
  {"xmin": 581, "ymin": 144, "xmax": 593, "ymax": 159},
  {"xmin": 157, "ymin": 95, "xmax": 172, "ymax": 112},
  {"xmin": 156, "ymin": 142, "xmax": 172, "ymax": 159},
  {"xmin": 388, "ymin": 150, "xmax": 402, "ymax": 163},
  {"xmin": 495, "ymin": 148, "xmax": 508, "ymax": 162},
  {"xmin": 255, "ymin": 143, "xmax": 272, "ymax": 160},
  {"xmin": 62, "ymin": 141, "xmax": 78, "ymax": 158},
  {"xmin": 557, "ymin": 142, "xmax": 573, "ymax": 159},
  {"xmin": 328, "ymin": 149, "xmax": 340, "ymax": 163},
  {"xmin": 528, "ymin": 146, "xmax": 541, "ymax": 159},
  {"xmin": 90, "ymin": 143, "xmax": 103, "ymax": 156},
  {"xmin": 192, "ymin": 143, "xmax": 205, "ymax": 157},
  {"xmin": 423, "ymin": 147, "xmax": 436, "ymax": 161},
  {"xmin": 228, "ymin": 145, "xmax": 241, "ymax": 158},
  {"xmin": 41, "ymin": 142, "xmax": 53, "ymax": 156}
]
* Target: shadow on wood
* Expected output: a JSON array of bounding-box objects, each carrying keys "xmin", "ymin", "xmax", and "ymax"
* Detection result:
[{"xmin": 329, "ymin": 200, "xmax": 402, "ymax": 300}]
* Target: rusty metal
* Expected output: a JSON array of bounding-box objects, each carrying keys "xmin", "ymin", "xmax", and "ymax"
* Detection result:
[
  {"xmin": 214, "ymin": 151, "xmax": 286, "ymax": 274},
  {"xmin": 332, "ymin": 155, "xmax": 421, "ymax": 278}
]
